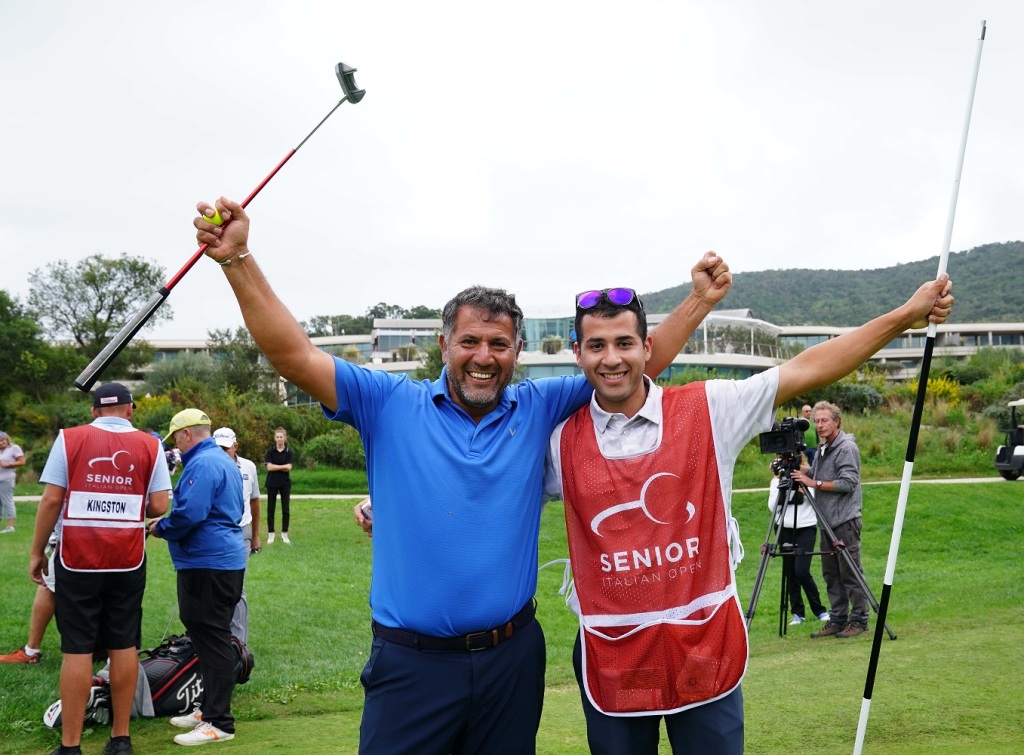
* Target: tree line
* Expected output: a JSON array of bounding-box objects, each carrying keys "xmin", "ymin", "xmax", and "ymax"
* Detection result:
[
  {"xmin": 3, "ymin": 244, "xmax": 1021, "ymax": 477},
  {"xmin": 643, "ymin": 241, "xmax": 1024, "ymax": 325}
]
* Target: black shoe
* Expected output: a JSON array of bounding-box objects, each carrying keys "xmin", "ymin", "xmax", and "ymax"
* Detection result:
[
  {"xmin": 50, "ymin": 747, "xmax": 83, "ymax": 755},
  {"xmin": 102, "ymin": 736, "xmax": 133, "ymax": 755}
]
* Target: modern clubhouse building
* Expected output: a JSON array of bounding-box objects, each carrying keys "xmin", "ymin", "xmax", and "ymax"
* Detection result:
[{"xmin": 143, "ymin": 312, "xmax": 1024, "ymax": 407}]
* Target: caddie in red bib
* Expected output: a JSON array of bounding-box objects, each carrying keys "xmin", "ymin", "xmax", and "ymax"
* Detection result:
[
  {"xmin": 544, "ymin": 267, "xmax": 955, "ymax": 754},
  {"xmin": 560, "ymin": 386, "xmax": 748, "ymax": 716},
  {"xmin": 59, "ymin": 424, "xmax": 159, "ymax": 572},
  {"xmin": 29, "ymin": 381, "xmax": 172, "ymax": 754}
]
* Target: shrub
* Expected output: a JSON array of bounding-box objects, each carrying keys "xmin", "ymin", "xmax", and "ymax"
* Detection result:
[
  {"xmin": 942, "ymin": 428, "xmax": 962, "ymax": 453},
  {"xmin": 666, "ymin": 366, "xmax": 719, "ymax": 386},
  {"xmin": 302, "ymin": 428, "xmax": 366, "ymax": 470},
  {"xmin": 975, "ymin": 416, "xmax": 996, "ymax": 450},
  {"xmin": 944, "ymin": 405, "xmax": 967, "ymax": 428},
  {"xmin": 938, "ymin": 363, "xmax": 988, "ymax": 386},
  {"xmin": 806, "ymin": 382, "xmax": 882, "ymax": 414}
]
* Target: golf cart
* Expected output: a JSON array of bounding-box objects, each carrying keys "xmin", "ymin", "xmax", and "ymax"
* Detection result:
[{"xmin": 994, "ymin": 399, "xmax": 1024, "ymax": 481}]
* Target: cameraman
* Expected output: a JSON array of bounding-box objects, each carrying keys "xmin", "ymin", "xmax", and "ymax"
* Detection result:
[
  {"xmin": 767, "ymin": 457, "xmax": 829, "ymax": 626},
  {"xmin": 791, "ymin": 401, "xmax": 869, "ymax": 639}
]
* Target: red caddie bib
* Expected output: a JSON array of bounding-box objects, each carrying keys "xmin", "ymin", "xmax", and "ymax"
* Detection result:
[
  {"xmin": 59, "ymin": 425, "xmax": 159, "ymax": 572},
  {"xmin": 560, "ymin": 384, "xmax": 748, "ymax": 715}
]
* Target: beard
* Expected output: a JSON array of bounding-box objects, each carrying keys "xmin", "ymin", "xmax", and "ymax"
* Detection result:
[{"xmin": 445, "ymin": 354, "xmax": 518, "ymax": 412}]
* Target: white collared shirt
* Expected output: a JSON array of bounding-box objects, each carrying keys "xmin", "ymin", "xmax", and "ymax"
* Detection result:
[{"xmin": 544, "ymin": 377, "xmax": 662, "ymax": 499}]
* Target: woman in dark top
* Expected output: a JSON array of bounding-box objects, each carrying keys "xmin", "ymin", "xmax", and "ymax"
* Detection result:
[{"xmin": 265, "ymin": 427, "xmax": 293, "ymax": 544}]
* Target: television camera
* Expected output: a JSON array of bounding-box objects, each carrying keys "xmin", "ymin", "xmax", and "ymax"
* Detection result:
[{"xmin": 759, "ymin": 416, "xmax": 809, "ymax": 476}]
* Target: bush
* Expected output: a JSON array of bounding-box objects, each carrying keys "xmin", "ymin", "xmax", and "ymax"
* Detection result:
[
  {"xmin": 938, "ymin": 363, "xmax": 988, "ymax": 386},
  {"xmin": 302, "ymin": 428, "xmax": 366, "ymax": 470},
  {"xmin": 806, "ymin": 382, "xmax": 882, "ymax": 414}
]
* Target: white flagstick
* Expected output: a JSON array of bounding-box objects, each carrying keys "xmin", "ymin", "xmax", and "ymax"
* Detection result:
[{"xmin": 853, "ymin": 20, "xmax": 986, "ymax": 755}]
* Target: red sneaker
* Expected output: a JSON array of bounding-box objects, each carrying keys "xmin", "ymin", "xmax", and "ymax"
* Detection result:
[{"xmin": 0, "ymin": 647, "xmax": 41, "ymax": 664}]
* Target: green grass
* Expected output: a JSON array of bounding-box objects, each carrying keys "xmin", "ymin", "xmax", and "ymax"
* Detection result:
[
  {"xmin": 1, "ymin": 482, "xmax": 1021, "ymax": 754},
  {"xmin": 11, "ymin": 468, "xmax": 371, "ymax": 499}
]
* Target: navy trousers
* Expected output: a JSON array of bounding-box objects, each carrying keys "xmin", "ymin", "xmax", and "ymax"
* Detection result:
[
  {"xmin": 177, "ymin": 568, "xmax": 244, "ymax": 733},
  {"xmin": 359, "ymin": 618, "xmax": 545, "ymax": 754}
]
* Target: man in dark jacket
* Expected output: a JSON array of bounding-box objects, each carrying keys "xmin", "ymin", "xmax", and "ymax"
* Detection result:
[
  {"xmin": 149, "ymin": 408, "xmax": 245, "ymax": 746},
  {"xmin": 792, "ymin": 401, "xmax": 869, "ymax": 639}
]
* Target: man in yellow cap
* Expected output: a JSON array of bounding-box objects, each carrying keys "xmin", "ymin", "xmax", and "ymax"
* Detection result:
[{"xmin": 148, "ymin": 409, "xmax": 245, "ymax": 747}]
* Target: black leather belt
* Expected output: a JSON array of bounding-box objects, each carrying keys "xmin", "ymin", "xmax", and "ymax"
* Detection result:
[{"xmin": 371, "ymin": 599, "xmax": 536, "ymax": 652}]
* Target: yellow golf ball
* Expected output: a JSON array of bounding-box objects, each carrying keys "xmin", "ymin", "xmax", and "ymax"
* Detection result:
[{"xmin": 206, "ymin": 207, "xmax": 223, "ymax": 226}]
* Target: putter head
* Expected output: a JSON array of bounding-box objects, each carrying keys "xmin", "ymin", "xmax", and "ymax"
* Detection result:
[{"xmin": 336, "ymin": 62, "xmax": 366, "ymax": 103}]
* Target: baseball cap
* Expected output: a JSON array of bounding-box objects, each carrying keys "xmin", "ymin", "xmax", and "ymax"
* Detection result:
[
  {"xmin": 164, "ymin": 408, "xmax": 212, "ymax": 443},
  {"xmin": 213, "ymin": 427, "xmax": 237, "ymax": 448},
  {"xmin": 93, "ymin": 382, "xmax": 135, "ymax": 408}
]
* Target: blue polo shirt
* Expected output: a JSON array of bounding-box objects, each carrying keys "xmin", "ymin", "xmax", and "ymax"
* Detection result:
[
  {"xmin": 326, "ymin": 358, "xmax": 592, "ymax": 636},
  {"xmin": 156, "ymin": 437, "xmax": 246, "ymax": 571}
]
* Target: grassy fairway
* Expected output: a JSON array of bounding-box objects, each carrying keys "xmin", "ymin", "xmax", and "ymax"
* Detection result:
[{"xmin": 1, "ymin": 482, "xmax": 1021, "ymax": 753}]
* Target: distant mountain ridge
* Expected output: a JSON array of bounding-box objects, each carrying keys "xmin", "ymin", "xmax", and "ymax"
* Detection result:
[{"xmin": 642, "ymin": 241, "xmax": 1023, "ymax": 326}]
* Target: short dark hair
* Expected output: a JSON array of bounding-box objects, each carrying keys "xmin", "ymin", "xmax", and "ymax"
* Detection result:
[
  {"xmin": 442, "ymin": 286, "xmax": 524, "ymax": 343},
  {"xmin": 574, "ymin": 296, "xmax": 647, "ymax": 344}
]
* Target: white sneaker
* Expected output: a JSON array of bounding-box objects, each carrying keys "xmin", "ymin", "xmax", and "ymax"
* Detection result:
[
  {"xmin": 173, "ymin": 721, "xmax": 234, "ymax": 746},
  {"xmin": 789, "ymin": 615, "xmax": 805, "ymax": 626},
  {"xmin": 281, "ymin": 533, "xmax": 291, "ymax": 544},
  {"xmin": 170, "ymin": 707, "xmax": 203, "ymax": 729},
  {"xmin": 267, "ymin": 532, "xmax": 275, "ymax": 544},
  {"xmin": 817, "ymin": 611, "xmax": 831, "ymax": 622},
  {"xmin": 0, "ymin": 527, "xmax": 15, "ymax": 534}
]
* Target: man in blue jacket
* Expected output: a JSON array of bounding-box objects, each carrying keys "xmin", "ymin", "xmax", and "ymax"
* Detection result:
[{"xmin": 149, "ymin": 408, "xmax": 245, "ymax": 747}]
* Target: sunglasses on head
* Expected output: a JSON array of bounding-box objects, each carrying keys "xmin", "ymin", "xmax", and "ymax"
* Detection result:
[{"xmin": 575, "ymin": 287, "xmax": 642, "ymax": 310}]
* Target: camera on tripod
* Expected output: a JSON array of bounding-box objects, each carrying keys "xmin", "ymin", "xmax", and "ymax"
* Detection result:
[{"xmin": 759, "ymin": 417, "xmax": 809, "ymax": 476}]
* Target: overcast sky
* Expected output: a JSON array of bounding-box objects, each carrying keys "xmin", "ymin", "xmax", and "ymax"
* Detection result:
[{"xmin": 2, "ymin": 1, "xmax": 1020, "ymax": 340}]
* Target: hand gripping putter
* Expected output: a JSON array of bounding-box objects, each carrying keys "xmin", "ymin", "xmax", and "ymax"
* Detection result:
[{"xmin": 74, "ymin": 63, "xmax": 365, "ymax": 392}]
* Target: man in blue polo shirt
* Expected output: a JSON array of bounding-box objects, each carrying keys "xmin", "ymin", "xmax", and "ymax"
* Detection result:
[{"xmin": 193, "ymin": 197, "xmax": 731, "ymax": 754}]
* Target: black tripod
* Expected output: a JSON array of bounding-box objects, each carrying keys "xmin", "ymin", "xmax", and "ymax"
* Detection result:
[{"xmin": 745, "ymin": 469, "xmax": 897, "ymax": 640}]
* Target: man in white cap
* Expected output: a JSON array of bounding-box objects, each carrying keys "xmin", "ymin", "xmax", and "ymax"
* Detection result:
[
  {"xmin": 212, "ymin": 427, "xmax": 261, "ymax": 644},
  {"xmin": 149, "ymin": 409, "xmax": 245, "ymax": 747}
]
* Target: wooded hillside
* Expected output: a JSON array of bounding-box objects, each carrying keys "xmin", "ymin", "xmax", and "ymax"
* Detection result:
[{"xmin": 642, "ymin": 241, "xmax": 1022, "ymax": 325}]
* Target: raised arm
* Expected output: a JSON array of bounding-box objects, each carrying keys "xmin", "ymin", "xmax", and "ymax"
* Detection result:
[
  {"xmin": 774, "ymin": 274, "xmax": 954, "ymax": 408},
  {"xmin": 646, "ymin": 251, "xmax": 732, "ymax": 377},
  {"xmin": 195, "ymin": 198, "xmax": 339, "ymax": 411}
]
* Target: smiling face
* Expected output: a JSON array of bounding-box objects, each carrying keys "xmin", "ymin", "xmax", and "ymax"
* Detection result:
[
  {"xmin": 574, "ymin": 310, "xmax": 652, "ymax": 418},
  {"xmin": 439, "ymin": 305, "xmax": 522, "ymax": 420}
]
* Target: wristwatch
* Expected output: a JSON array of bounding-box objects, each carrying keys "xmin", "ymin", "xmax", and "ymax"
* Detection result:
[{"xmin": 815, "ymin": 480, "xmax": 823, "ymax": 489}]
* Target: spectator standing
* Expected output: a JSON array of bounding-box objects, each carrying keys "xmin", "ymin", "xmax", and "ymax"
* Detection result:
[
  {"xmin": 0, "ymin": 431, "xmax": 26, "ymax": 533},
  {"xmin": 0, "ymin": 532, "xmax": 58, "ymax": 665},
  {"xmin": 29, "ymin": 382, "xmax": 171, "ymax": 755},
  {"xmin": 792, "ymin": 401, "xmax": 870, "ymax": 639},
  {"xmin": 264, "ymin": 427, "xmax": 292, "ymax": 544},
  {"xmin": 149, "ymin": 409, "xmax": 246, "ymax": 746},
  {"xmin": 767, "ymin": 464, "xmax": 829, "ymax": 627}
]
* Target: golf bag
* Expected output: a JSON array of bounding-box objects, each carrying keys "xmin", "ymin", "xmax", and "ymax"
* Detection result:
[{"xmin": 43, "ymin": 634, "xmax": 254, "ymax": 728}]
